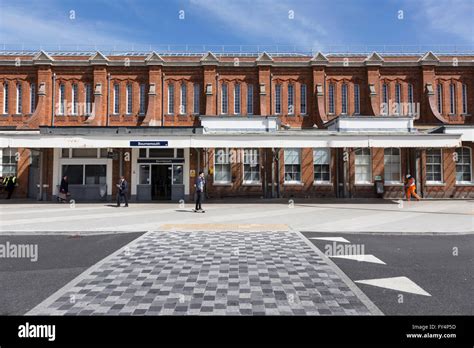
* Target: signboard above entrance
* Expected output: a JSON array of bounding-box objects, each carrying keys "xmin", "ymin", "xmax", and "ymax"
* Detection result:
[{"xmin": 130, "ymin": 141, "xmax": 169, "ymax": 147}]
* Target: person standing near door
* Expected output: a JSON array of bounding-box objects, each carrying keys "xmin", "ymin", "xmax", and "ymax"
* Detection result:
[
  {"xmin": 58, "ymin": 175, "xmax": 69, "ymax": 203},
  {"xmin": 5, "ymin": 175, "xmax": 17, "ymax": 199},
  {"xmin": 404, "ymin": 174, "xmax": 421, "ymax": 201},
  {"xmin": 194, "ymin": 171, "xmax": 205, "ymax": 212},
  {"xmin": 116, "ymin": 176, "xmax": 129, "ymax": 207}
]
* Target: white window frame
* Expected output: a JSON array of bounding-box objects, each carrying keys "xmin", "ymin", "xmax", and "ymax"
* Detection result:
[
  {"xmin": 384, "ymin": 148, "xmax": 401, "ymax": 184},
  {"xmin": 275, "ymin": 84, "xmax": 281, "ymax": 114},
  {"xmin": 214, "ymin": 148, "xmax": 231, "ymax": 184},
  {"xmin": 437, "ymin": 84, "xmax": 443, "ymax": 114},
  {"xmin": 0, "ymin": 147, "xmax": 18, "ymax": 177},
  {"xmin": 71, "ymin": 83, "xmax": 78, "ymax": 115},
  {"xmin": 3, "ymin": 82, "xmax": 8, "ymax": 114},
  {"xmin": 113, "ymin": 84, "xmax": 120, "ymax": 115},
  {"xmin": 449, "ymin": 83, "xmax": 456, "ymax": 115},
  {"xmin": 247, "ymin": 84, "xmax": 253, "ymax": 115},
  {"xmin": 59, "ymin": 83, "xmax": 65, "ymax": 115},
  {"xmin": 30, "ymin": 83, "xmax": 36, "ymax": 114},
  {"xmin": 85, "ymin": 84, "xmax": 92, "ymax": 115},
  {"xmin": 243, "ymin": 149, "xmax": 260, "ymax": 184},
  {"xmin": 313, "ymin": 148, "xmax": 331, "ymax": 184},
  {"xmin": 426, "ymin": 148, "xmax": 443, "ymax": 184},
  {"xmin": 234, "ymin": 83, "xmax": 241, "ymax": 115},
  {"xmin": 328, "ymin": 83, "xmax": 335, "ymax": 115},
  {"xmin": 167, "ymin": 83, "xmax": 174, "ymax": 115},
  {"xmin": 16, "ymin": 83, "xmax": 22, "ymax": 114},
  {"xmin": 395, "ymin": 83, "xmax": 401, "ymax": 115},
  {"xmin": 283, "ymin": 148, "xmax": 301, "ymax": 183},
  {"xmin": 355, "ymin": 148, "xmax": 372, "ymax": 184},
  {"xmin": 300, "ymin": 84, "xmax": 307, "ymax": 115},
  {"xmin": 462, "ymin": 84, "xmax": 468, "ymax": 115},
  {"xmin": 287, "ymin": 84, "xmax": 294, "ymax": 115},
  {"xmin": 381, "ymin": 83, "xmax": 389, "ymax": 116},
  {"xmin": 126, "ymin": 83, "xmax": 132, "ymax": 115},
  {"xmin": 221, "ymin": 83, "xmax": 228, "ymax": 115},
  {"xmin": 341, "ymin": 83, "xmax": 347, "ymax": 115},
  {"xmin": 455, "ymin": 147, "xmax": 472, "ymax": 184},
  {"xmin": 139, "ymin": 83, "xmax": 146, "ymax": 115},
  {"xmin": 180, "ymin": 83, "xmax": 187, "ymax": 115},
  {"xmin": 354, "ymin": 84, "xmax": 360, "ymax": 115},
  {"xmin": 408, "ymin": 83, "xmax": 414, "ymax": 115},
  {"xmin": 193, "ymin": 83, "xmax": 200, "ymax": 115}
]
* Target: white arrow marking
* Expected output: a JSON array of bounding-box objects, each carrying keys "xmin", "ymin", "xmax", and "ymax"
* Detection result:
[
  {"xmin": 309, "ymin": 237, "xmax": 351, "ymax": 243},
  {"xmin": 355, "ymin": 276, "xmax": 431, "ymax": 296},
  {"xmin": 329, "ymin": 254, "xmax": 386, "ymax": 265}
]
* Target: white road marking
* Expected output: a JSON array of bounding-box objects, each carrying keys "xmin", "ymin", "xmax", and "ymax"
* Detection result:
[
  {"xmin": 355, "ymin": 276, "xmax": 431, "ymax": 296},
  {"xmin": 309, "ymin": 237, "xmax": 351, "ymax": 243},
  {"xmin": 329, "ymin": 254, "xmax": 386, "ymax": 265}
]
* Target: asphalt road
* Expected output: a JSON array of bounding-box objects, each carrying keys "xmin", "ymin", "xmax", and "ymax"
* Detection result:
[
  {"xmin": 0, "ymin": 233, "xmax": 144, "ymax": 315},
  {"xmin": 301, "ymin": 232, "xmax": 474, "ymax": 315}
]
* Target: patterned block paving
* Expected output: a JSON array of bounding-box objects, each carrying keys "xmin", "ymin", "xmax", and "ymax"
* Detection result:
[{"xmin": 30, "ymin": 231, "xmax": 373, "ymax": 315}]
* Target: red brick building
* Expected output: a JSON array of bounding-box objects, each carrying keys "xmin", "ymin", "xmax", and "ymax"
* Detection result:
[{"xmin": 0, "ymin": 50, "xmax": 472, "ymax": 201}]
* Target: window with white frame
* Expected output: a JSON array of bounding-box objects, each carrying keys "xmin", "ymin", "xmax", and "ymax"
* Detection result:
[
  {"xmin": 455, "ymin": 147, "xmax": 472, "ymax": 183},
  {"xmin": 221, "ymin": 83, "xmax": 228, "ymax": 114},
  {"xmin": 71, "ymin": 84, "xmax": 78, "ymax": 115},
  {"xmin": 243, "ymin": 149, "xmax": 260, "ymax": 183},
  {"xmin": 85, "ymin": 84, "xmax": 92, "ymax": 115},
  {"xmin": 59, "ymin": 83, "xmax": 65, "ymax": 115},
  {"xmin": 354, "ymin": 84, "xmax": 360, "ymax": 115},
  {"xmin": 113, "ymin": 83, "xmax": 119, "ymax": 114},
  {"xmin": 167, "ymin": 83, "xmax": 174, "ymax": 114},
  {"xmin": 16, "ymin": 83, "xmax": 22, "ymax": 114},
  {"xmin": 180, "ymin": 83, "xmax": 187, "ymax": 115},
  {"xmin": 288, "ymin": 84, "xmax": 294, "ymax": 115},
  {"xmin": 0, "ymin": 147, "xmax": 18, "ymax": 177},
  {"xmin": 30, "ymin": 83, "xmax": 36, "ymax": 113},
  {"xmin": 275, "ymin": 84, "xmax": 281, "ymax": 114},
  {"xmin": 313, "ymin": 148, "xmax": 330, "ymax": 183},
  {"xmin": 395, "ymin": 83, "xmax": 401, "ymax": 115},
  {"xmin": 193, "ymin": 83, "xmax": 200, "ymax": 114},
  {"xmin": 139, "ymin": 83, "xmax": 146, "ymax": 115},
  {"xmin": 234, "ymin": 83, "xmax": 241, "ymax": 114},
  {"xmin": 381, "ymin": 83, "xmax": 389, "ymax": 115},
  {"xmin": 328, "ymin": 83, "xmax": 335, "ymax": 114},
  {"xmin": 408, "ymin": 83, "xmax": 414, "ymax": 115},
  {"xmin": 355, "ymin": 148, "xmax": 372, "ymax": 183},
  {"xmin": 3, "ymin": 82, "xmax": 8, "ymax": 114},
  {"xmin": 284, "ymin": 149, "xmax": 301, "ymax": 182},
  {"xmin": 247, "ymin": 84, "xmax": 253, "ymax": 115},
  {"xmin": 62, "ymin": 164, "xmax": 106, "ymax": 185},
  {"xmin": 300, "ymin": 84, "xmax": 307, "ymax": 115},
  {"xmin": 437, "ymin": 84, "xmax": 443, "ymax": 114},
  {"xmin": 214, "ymin": 148, "xmax": 231, "ymax": 183},
  {"xmin": 384, "ymin": 148, "xmax": 401, "ymax": 183},
  {"xmin": 341, "ymin": 83, "xmax": 347, "ymax": 114},
  {"xmin": 449, "ymin": 83, "xmax": 456, "ymax": 114},
  {"xmin": 462, "ymin": 84, "xmax": 468, "ymax": 114},
  {"xmin": 426, "ymin": 149, "xmax": 443, "ymax": 183},
  {"xmin": 126, "ymin": 83, "xmax": 132, "ymax": 115}
]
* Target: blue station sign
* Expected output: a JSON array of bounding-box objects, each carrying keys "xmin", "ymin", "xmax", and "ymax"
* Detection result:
[{"xmin": 130, "ymin": 141, "xmax": 169, "ymax": 147}]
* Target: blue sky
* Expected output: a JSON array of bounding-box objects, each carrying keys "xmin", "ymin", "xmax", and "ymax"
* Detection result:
[{"xmin": 0, "ymin": 0, "xmax": 472, "ymax": 52}]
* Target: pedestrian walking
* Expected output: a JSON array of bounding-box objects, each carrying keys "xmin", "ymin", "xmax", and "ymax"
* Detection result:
[
  {"xmin": 116, "ymin": 176, "xmax": 129, "ymax": 207},
  {"xmin": 193, "ymin": 171, "xmax": 205, "ymax": 213},
  {"xmin": 404, "ymin": 174, "xmax": 421, "ymax": 201},
  {"xmin": 5, "ymin": 175, "xmax": 17, "ymax": 199},
  {"xmin": 58, "ymin": 175, "xmax": 69, "ymax": 203}
]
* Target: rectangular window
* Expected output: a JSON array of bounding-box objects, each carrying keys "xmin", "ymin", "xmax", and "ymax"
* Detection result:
[
  {"xmin": 180, "ymin": 83, "xmax": 187, "ymax": 115},
  {"xmin": 287, "ymin": 84, "xmax": 294, "ymax": 115},
  {"xmin": 62, "ymin": 165, "xmax": 84, "ymax": 185},
  {"xmin": 284, "ymin": 149, "xmax": 301, "ymax": 182},
  {"xmin": 300, "ymin": 84, "xmax": 307, "ymax": 115},
  {"xmin": 59, "ymin": 83, "xmax": 65, "ymax": 115},
  {"xmin": 462, "ymin": 84, "xmax": 468, "ymax": 114},
  {"xmin": 437, "ymin": 84, "xmax": 443, "ymax": 114},
  {"xmin": 85, "ymin": 84, "xmax": 92, "ymax": 115},
  {"xmin": 139, "ymin": 84, "xmax": 146, "ymax": 115},
  {"xmin": 341, "ymin": 84, "xmax": 347, "ymax": 114},
  {"xmin": 450, "ymin": 83, "xmax": 456, "ymax": 114},
  {"xmin": 234, "ymin": 83, "xmax": 241, "ymax": 114},
  {"xmin": 214, "ymin": 148, "xmax": 231, "ymax": 183},
  {"xmin": 247, "ymin": 84, "xmax": 253, "ymax": 115},
  {"xmin": 113, "ymin": 84, "xmax": 119, "ymax": 114},
  {"xmin": 355, "ymin": 148, "xmax": 372, "ymax": 183},
  {"xmin": 126, "ymin": 84, "xmax": 132, "ymax": 115},
  {"xmin": 455, "ymin": 147, "xmax": 472, "ymax": 183},
  {"xmin": 16, "ymin": 83, "xmax": 22, "ymax": 114},
  {"xmin": 382, "ymin": 83, "xmax": 389, "ymax": 115},
  {"xmin": 71, "ymin": 84, "xmax": 78, "ymax": 115},
  {"xmin": 3, "ymin": 83, "xmax": 8, "ymax": 114},
  {"xmin": 354, "ymin": 84, "xmax": 360, "ymax": 115},
  {"xmin": 275, "ymin": 84, "xmax": 281, "ymax": 114},
  {"xmin": 72, "ymin": 148, "xmax": 99, "ymax": 158},
  {"xmin": 139, "ymin": 165, "xmax": 150, "ymax": 185},
  {"xmin": 408, "ymin": 83, "xmax": 414, "ymax": 115},
  {"xmin": 395, "ymin": 83, "xmax": 401, "ymax": 115},
  {"xmin": 426, "ymin": 149, "xmax": 443, "ymax": 183},
  {"xmin": 384, "ymin": 148, "xmax": 401, "ymax": 183},
  {"xmin": 168, "ymin": 84, "xmax": 174, "ymax": 114},
  {"xmin": 85, "ymin": 165, "xmax": 107, "ymax": 185},
  {"xmin": 313, "ymin": 148, "xmax": 330, "ymax": 183},
  {"xmin": 193, "ymin": 83, "xmax": 200, "ymax": 114},
  {"xmin": 30, "ymin": 83, "xmax": 36, "ymax": 113},
  {"xmin": 243, "ymin": 149, "xmax": 260, "ymax": 183},
  {"xmin": 221, "ymin": 83, "xmax": 228, "ymax": 114},
  {"xmin": 0, "ymin": 147, "xmax": 18, "ymax": 177},
  {"xmin": 328, "ymin": 83, "xmax": 335, "ymax": 114}
]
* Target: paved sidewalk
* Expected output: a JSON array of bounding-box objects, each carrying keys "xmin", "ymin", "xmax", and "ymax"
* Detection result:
[{"xmin": 28, "ymin": 230, "xmax": 379, "ymax": 316}]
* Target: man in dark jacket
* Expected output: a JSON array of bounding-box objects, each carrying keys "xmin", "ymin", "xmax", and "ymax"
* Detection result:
[
  {"xmin": 116, "ymin": 176, "xmax": 129, "ymax": 207},
  {"xmin": 194, "ymin": 171, "xmax": 205, "ymax": 212},
  {"xmin": 59, "ymin": 175, "xmax": 69, "ymax": 202},
  {"xmin": 6, "ymin": 175, "xmax": 16, "ymax": 199}
]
